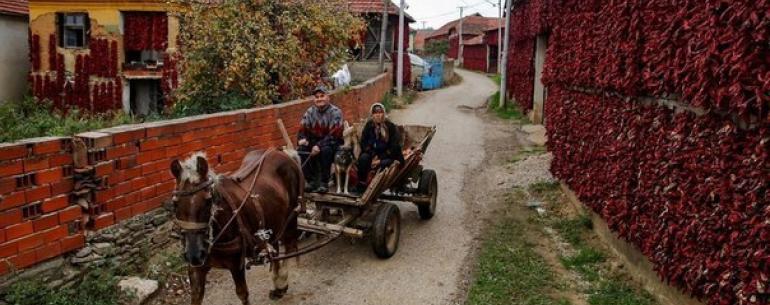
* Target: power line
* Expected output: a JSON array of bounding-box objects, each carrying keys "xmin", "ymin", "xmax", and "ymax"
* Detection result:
[{"xmin": 414, "ymin": 0, "xmax": 489, "ymax": 21}]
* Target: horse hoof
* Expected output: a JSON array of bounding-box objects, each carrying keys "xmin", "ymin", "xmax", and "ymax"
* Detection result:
[{"xmin": 269, "ymin": 287, "xmax": 288, "ymax": 300}]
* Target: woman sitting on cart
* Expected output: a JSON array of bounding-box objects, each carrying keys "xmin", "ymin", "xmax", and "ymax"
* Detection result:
[{"xmin": 352, "ymin": 103, "xmax": 405, "ymax": 195}]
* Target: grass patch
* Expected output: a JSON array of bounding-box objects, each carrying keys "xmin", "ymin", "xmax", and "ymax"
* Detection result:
[
  {"xmin": 528, "ymin": 181, "xmax": 560, "ymax": 194},
  {"xmin": 466, "ymin": 203, "xmax": 568, "ymax": 305},
  {"xmin": 588, "ymin": 280, "xmax": 656, "ymax": 305},
  {"xmin": 381, "ymin": 92, "xmax": 398, "ymax": 111},
  {"xmin": 547, "ymin": 213, "xmax": 656, "ymax": 305},
  {"xmin": 510, "ymin": 146, "xmax": 547, "ymax": 163},
  {"xmin": 560, "ymin": 248, "xmax": 606, "ymax": 282},
  {"xmin": 486, "ymin": 74, "xmax": 528, "ymax": 121},
  {"xmin": 490, "ymin": 74, "xmax": 502, "ymax": 85},
  {"xmin": 552, "ymin": 215, "xmax": 593, "ymax": 247},
  {"xmin": 380, "ymin": 89, "xmax": 419, "ymax": 111},
  {"xmin": 3, "ymin": 265, "xmax": 126, "ymax": 305},
  {"xmin": 0, "ymin": 97, "xmax": 137, "ymax": 143},
  {"xmin": 489, "ymin": 96, "xmax": 526, "ymax": 121}
]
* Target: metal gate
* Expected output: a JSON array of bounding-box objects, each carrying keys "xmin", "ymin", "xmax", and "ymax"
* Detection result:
[{"xmin": 420, "ymin": 58, "xmax": 444, "ymax": 91}]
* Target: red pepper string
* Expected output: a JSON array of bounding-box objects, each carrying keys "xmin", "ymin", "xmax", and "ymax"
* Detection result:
[
  {"xmin": 125, "ymin": 12, "xmax": 168, "ymax": 51},
  {"xmin": 535, "ymin": 1, "xmax": 770, "ymax": 304}
]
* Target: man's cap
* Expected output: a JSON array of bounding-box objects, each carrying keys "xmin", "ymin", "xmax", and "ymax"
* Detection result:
[{"xmin": 313, "ymin": 85, "xmax": 329, "ymax": 95}]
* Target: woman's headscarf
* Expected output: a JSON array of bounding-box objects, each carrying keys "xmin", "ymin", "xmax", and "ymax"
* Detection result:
[{"xmin": 370, "ymin": 103, "xmax": 388, "ymax": 142}]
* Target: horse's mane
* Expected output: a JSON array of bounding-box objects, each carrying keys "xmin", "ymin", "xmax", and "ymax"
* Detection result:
[{"xmin": 180, "ymin": 152, "xmax": 220, "ymax": 186}]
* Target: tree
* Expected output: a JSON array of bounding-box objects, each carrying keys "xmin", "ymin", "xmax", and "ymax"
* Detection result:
[
  {"xmin": 423, "ymin": 40, "xmax": 449, "ymax": 58},
  {"xmin": 172, "ymin": 0, "xmax": 364, "ymax": 115}
]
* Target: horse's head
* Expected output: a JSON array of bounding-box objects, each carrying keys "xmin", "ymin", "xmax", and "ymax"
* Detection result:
[{"xmin": 170, "ymin": 153, "xmax": 217, "ymax": 267}]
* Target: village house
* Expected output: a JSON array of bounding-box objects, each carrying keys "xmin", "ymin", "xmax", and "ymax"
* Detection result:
[
  {"xmin": 424, "ymin": 13, "xmax": 500, "ymax": 63},
  {"xmin": 410, "ymin": 29, "xmax": 432, "ymax": 55},
  {"xmin": 0, "ymin": 0, "xmax": 30, "ymax": 104},
  {"xmin": 27, "ymin": 0, "xmax": 180, "ymax": 116},
  {"xmin": 346, "ymin": 0, "xmax": 414, "ymax": 83},
  {"xmin": 27, "ymin": 0, "xmax": 414, "ymax": 113},
  {"xmin": 460, "ymin": 25, "xmax": 503, "ymax": 73}
]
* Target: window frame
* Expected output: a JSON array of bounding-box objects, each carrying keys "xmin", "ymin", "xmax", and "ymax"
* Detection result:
[{"xmin": 58, "ymin": 12, "xmax": 90, "ymax": 49}]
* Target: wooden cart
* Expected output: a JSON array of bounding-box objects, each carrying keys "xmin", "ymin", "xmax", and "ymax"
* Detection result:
[{"xmin": 288, "ymin": 124, "xmax": 438, "ymax": 259}]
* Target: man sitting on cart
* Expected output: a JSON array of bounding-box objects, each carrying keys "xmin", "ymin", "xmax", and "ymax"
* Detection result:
[
  {"xmin": 352, "ymin": 103, "xmax": 405, "ymax": 195},
  {"xmin": 298, "ymin": 84, "xmax": 344, "ymax": 193}
]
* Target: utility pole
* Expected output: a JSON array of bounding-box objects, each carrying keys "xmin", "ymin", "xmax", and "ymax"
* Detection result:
[
  {"xmin": 422, "ymin": 21, "xmax": 427, "ymax": 29},
  {"xmin": 397, "ymin": 0, "xmax": 405, "ymax": 96},
  {"xmin": 497, "ymin": 0, "xmax": 503, "ymax": 74},
  {"xmin": 499, "ymin": 0, "xmax": 512, "ymax": 108},
  {"xmin": 378, "ymin": 0, "xmax": 389, "ymax": 72},
  {"xmin": 457, "ymin": 6, "xmax": 464, "ymax": 66}
]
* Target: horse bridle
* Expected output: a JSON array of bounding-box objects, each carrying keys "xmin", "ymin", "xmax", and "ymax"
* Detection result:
[
  {"xmin": 172, "ymin": 179, "xmax": 216, "ymax": 232},
  {"xmin": 172, "ymin": 149, "xmax": 281, "ymax": 268}
]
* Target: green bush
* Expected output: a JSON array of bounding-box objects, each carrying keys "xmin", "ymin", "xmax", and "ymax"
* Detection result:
[
  {"xmin": 169, "ymin": 92, "xmax": 254, "ymax": 117},
  {"xmin": 0, "ymin": 97, "xmax": 135, "ymax": 143}
]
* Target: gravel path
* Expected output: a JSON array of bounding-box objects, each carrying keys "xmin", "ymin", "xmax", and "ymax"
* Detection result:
[
  {"xmin": 506, "ymin": 153, "xmax": 555, "ymax": 188},
  {"xmin": 198, "ymin": 69, "xmax": 499, "ymax": 305}
]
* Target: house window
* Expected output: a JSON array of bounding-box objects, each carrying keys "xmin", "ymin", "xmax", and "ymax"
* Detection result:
[{"xmin": 59, "ymin": 13, "xmax": 89, "ymax": 48}]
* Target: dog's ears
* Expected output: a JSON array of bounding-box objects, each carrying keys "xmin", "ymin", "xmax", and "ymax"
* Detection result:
[
  {"xmin": 170, "ymin": 160, "xmax": 182, "ymax": 181},
  {"xmin": 344, "ymin": 121, "xmax": 350, "ymax": 129}
]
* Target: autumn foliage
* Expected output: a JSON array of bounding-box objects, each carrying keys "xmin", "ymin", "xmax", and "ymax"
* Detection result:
[{"xmin": 172, "ymin": 0, "xmax": 365, "ymax": 114}]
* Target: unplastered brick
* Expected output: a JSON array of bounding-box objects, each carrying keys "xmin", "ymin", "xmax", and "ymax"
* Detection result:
[
  {"xmin": 76, "ymin": 131, "xmax": 113, "ymax": 149},
  {"xmin": 0, "ymin": 143, "xmax": 28, "ymax": 162}
]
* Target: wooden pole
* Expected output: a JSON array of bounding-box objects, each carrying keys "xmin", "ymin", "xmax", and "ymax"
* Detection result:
[
  {"xmin": 458, "ymin": 6, "xmax": 464, "ymax": 66},
  {"xmin": 499, "ymin": 0, "xmax": 512, "ymax": 108},
  {"xmin": 397, "ymin": 0, "xmax": 406, "ymax": 97},
  {"xmin": 378, "ymin": 0, "xmax": 389, "ymax": 72},
  {"xmin": 276, "ymin": 119, "xmax": 294, "ymax": 150}
]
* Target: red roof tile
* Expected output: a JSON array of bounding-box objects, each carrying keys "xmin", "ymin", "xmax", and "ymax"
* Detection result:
[
  {"xmin": 464, "ymin": 35, "xmax": 484, "ymax": 45},
  {"xmin": 348, "ymin": 0, "xmax": 414, "ymax": 22},
  {"xmin": 0, "ymin": 0, "xmax": 27, "ymax": 16},
  {"xmin": 427, "ymin": 14, "xmax": 501, "ymax": 39}
]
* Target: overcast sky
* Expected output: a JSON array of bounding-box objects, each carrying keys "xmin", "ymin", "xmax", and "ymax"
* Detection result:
[{"xmin": 403, "ymin": 0, "xmax": 502, "ymax": 30}]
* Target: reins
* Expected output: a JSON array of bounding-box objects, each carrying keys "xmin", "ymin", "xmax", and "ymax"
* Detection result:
[{"xmin": 174, "ymin": 148, "xmax": 295, "ymax": 267}]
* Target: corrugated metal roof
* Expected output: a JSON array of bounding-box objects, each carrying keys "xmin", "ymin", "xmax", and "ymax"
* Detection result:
[{"xmin": 0, "ymin": 0, "xmax": 28, "ymax": 16}]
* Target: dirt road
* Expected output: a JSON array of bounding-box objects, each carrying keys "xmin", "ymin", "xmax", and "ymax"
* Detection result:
[{"xmin": 200, "ymin": 69, "xmax": 499, "ymax": 305}]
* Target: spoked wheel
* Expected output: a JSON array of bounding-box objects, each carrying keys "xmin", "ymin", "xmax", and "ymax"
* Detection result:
[
  {"xmin": 417, "ymin": 169, "xmax": 438, "ymax": 220},
  {"xmin": 372, "ymin": 203, "xmax": 401, "ymax": 259}
]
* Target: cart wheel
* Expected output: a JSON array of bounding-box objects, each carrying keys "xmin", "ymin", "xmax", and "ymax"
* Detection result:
[
  {"xmin": 417, "ymin": 169, "xmax": 438, "ymax": 220},
  {"xmin": 372, "ymin": 203, "xmax": 401, "ymax": 259}
]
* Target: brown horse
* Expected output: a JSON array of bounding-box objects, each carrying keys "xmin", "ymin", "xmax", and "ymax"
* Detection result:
[{"xmin": 169, "ymin": 149, "xmax": 303, "ymax": 305}]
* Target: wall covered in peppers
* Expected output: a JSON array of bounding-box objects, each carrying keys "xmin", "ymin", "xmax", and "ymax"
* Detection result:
[
  {"xmin": 28, "ymin": 11, "xmax": 177, "ymax": 114},
  {"xmin": 507, "ymin": 0, "xmax": 770, "ymax": 304},
  {"xmin": 505, "ymin": 0, "xmax": 551, "ymax": 111},
  {"xmin": 124, "ymin": 12, "xmax": 168, "ymax": 52}
]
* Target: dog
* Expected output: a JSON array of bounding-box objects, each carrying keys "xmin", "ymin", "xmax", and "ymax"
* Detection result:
[
  {"xmin": 332, "ymin": 121, "xmax": 362, "ymax": 194},
  {"xmin": 333, "ymin": 146, "xmax": 355, "ymax": 194}
]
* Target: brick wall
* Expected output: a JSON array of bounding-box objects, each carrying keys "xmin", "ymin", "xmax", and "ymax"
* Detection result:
[
  {"xmin": 0, "ymin": 138, "xmax": 83, "ymax": 275},
  {"xmin": 0, "ymin": 72, "xmax": 392, "ymax": 275}
]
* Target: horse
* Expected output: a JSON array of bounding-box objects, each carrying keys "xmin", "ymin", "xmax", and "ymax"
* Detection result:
[{"xmin": 169, "ymin": 149, "xmax": 303, "ymax": 305}]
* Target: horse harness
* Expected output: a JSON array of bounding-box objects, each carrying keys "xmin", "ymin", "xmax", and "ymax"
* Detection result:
[{"xmin": 173, "ymin": 148, "xmax": 300, "ymax": 268}]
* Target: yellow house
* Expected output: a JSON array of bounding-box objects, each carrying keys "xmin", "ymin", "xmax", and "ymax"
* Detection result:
[{"xmin": 29, "ymin": 0, "xmax": 181, "ymax": 115}]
